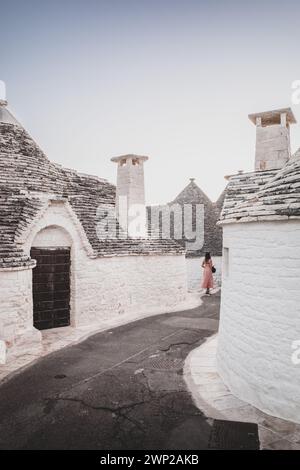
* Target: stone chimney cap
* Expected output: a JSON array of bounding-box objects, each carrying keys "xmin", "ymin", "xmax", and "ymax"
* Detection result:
[
  {"xmin": 111, "ymin": 154, "xmax": 149, "ymax": 163},
  {"xmin": 248, "ymin": 107, "xmax": 297, "ymax": 126},
  {"xmin": 189, "ymin": 178, "xmax": 195, "ymax": 183}
]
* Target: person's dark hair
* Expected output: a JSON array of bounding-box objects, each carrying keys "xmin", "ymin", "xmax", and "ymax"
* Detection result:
[{"xmin": 205, "ymin": 252, "xmax": 211, "ymax": 262}]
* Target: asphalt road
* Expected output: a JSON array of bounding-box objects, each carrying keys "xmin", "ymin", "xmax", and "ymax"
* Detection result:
[{"xmin": 0, "ymin": 292, "xmax": 224, "ymax": 449}]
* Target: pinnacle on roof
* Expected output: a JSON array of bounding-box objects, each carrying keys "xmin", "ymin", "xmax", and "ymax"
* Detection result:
[{"xmin": 0, "ymin": 98, "xmax": 21, "ymax": 126}]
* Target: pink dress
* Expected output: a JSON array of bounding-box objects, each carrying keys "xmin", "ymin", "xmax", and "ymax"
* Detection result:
[{"xmin": 201, "ymin": 259, "xmax": 214, "ymax": 289}]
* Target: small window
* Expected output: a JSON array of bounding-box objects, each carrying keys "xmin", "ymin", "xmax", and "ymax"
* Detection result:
[
  {"xmin": 120, "ymin": 159, "xmax": 127, "ymax": 167},
  {"xmin": 132, "ymin": 158, "xmax": 139, "ymax": 166},
  {"xmin": 223, "ymin": 247, "xmax": 229, "ymax": 278}
]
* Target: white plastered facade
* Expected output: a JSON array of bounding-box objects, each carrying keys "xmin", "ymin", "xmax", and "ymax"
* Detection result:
[{"xmin": 0, "ymin": 199, "xmax": 198, "ymax": 359}]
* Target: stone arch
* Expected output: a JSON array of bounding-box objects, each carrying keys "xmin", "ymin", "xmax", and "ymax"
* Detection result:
[{"xmin": 31, "ymin": 225, "xmax": 73, "ymax": 248}]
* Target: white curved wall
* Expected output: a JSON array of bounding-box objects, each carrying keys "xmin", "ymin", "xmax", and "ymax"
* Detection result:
[
  {"xmin": 0, "ymin": 267, "xmax": 42, "ymax": 355},
  {"xmin": 217, "ymin": 220, "xmax": 300, "ymax": 423}
]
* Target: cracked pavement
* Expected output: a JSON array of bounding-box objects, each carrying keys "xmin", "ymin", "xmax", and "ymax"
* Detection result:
[{"xmin": 0, "ymin": 293, "xmax": 221, "ymax": 450}]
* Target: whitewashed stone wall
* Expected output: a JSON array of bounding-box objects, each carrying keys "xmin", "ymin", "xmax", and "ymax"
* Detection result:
[
  {"xmin": 217, "ymin": 220, "xmax": 300, "ymax": 423},
  {"xmin": 0, "ymin": 267, "xmax": 41, "ymax": 353},
  {"xmin": 32, "ymin": 225, "xmax": 72, "ymax": 247},
  {"xmin": 0, "ymin": 200, "xmax": 197, "ymax": 353},
  {"xmin": 74, "ymin": 253, "xmax": 189, "ymax": 326},
  {"xmin": 186, "ymin": 256, "xmax": 222, "ymax": 291}
]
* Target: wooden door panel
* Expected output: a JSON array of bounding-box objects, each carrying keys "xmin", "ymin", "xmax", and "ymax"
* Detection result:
[{"xmin": 31, "ymin": 248, "xmax": 71, "ymax": 330}]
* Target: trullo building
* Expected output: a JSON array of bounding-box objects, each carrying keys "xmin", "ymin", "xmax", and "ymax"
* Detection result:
[
  {"xmin": 147, "ymin": 180, "xmax": 225, "ymax": 290},
  {"xmin": 0, "ymin": 98, "xmax": 199, "ymax": 362},
  {"xmin": 217, "ymin": 108, "xmax": 300, "ymax": 423}
]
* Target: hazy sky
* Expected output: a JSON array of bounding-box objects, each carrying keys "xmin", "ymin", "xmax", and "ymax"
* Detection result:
[{"xmin": 1, "ymin": 0, "xmax": 300, "ymax": 204}]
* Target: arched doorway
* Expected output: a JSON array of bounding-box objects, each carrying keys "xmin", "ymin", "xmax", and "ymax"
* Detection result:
[{"xmin": 30, "ymin": 226, "xmax": 72, "ymax": 330}]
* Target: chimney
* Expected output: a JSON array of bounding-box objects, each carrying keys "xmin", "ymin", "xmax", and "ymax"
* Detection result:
[
  {"xmin": 248, "ymin": 107, "xmax": 297, "ymax": 171},
  {"xmin": 0, "ymin": 86, "xmax": 20, "ymax": 126},
  {"xmin": 111, "ymin": 154, "xmax": 148, "ymax": 238}
]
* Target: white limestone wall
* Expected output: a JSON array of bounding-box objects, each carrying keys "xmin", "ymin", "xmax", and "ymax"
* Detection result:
[
  {"xmin": 21, "ymin": 200, "xmax": 196, "ymax": 329},
  {"xmin": 0, "ymin": 267, "xmax": 41, "ymax": 355},
  {"xmin": 217, "ymin": 220, "xmax": 300, "ymax": 423},
  {"xmin": 186, "ymin": 256, "xmax": 222, "ymax": 291},
  {"xmin": 75, "ymin": 253, "xmax": 190, "ymax": 326},
  {"xmin": 32, "ymin": 225, "xmax": 72, "ymax": 247}
]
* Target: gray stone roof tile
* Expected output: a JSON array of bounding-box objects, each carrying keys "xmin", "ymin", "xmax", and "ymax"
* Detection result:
[
  {"xmin": 220, "ymin": 149, "xmax": 300, "ymax": 224},
  {"xmin": 0, "ymin": 117, "xmax": 183, "ymax": 268},
  {"xmin": 148, "ymin": 180, "xmax": 224, "ymax": 257}
]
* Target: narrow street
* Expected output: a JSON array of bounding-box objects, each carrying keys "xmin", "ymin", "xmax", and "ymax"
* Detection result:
[{"xmin": 0, "ymin": 292, "xmax": 258, "ymax": 450}]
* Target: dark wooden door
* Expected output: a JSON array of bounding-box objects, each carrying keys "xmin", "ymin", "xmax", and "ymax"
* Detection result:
[{"xmin": 31, "ymin": 247, "xmax": 71, "ymax": 330}]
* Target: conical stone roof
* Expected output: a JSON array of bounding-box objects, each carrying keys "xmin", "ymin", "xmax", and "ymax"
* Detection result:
[
  {"xmin": 148, "ymin": 179, "xmax": 224, "ymax": 256},
  {"xmin": 220, "ymin": 149, "xmax": 300, "ymax": 224},
  {"xmin": 0, "ymin": 102, "xmax": 184, "ymax": 268}
]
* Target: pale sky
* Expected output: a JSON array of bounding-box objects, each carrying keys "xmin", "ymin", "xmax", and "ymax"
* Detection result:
[{"xmin": 1, "ymin": 0, "xmax": 300, "ymax": 204}]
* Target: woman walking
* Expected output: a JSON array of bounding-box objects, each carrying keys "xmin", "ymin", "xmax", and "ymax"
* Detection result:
[{"xmin": 201, "ymin": 252, "xmax": 214, "ymax": 295}]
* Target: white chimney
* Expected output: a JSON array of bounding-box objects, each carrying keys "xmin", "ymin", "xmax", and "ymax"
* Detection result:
[
  {"xmin": 111, "ymin": 154, "xmax": 149, "ymax": 238},
  {"xmin": 248, "ymin": 107, "xmax": 297, "ymax": 171}
]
